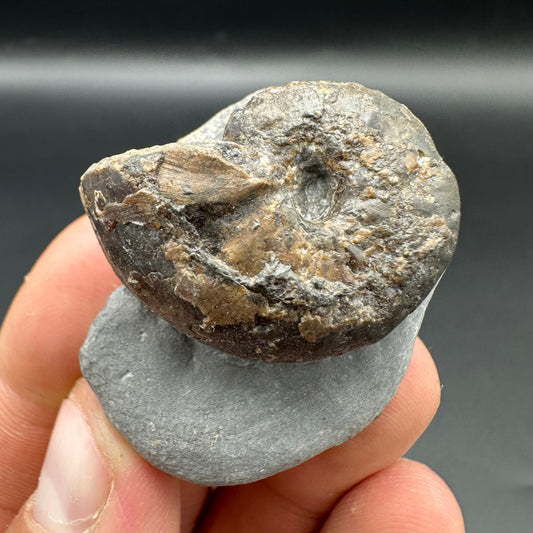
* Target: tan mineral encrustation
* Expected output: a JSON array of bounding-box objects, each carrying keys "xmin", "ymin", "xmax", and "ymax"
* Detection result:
[{"xmin": 80, "ymin": 81, "xmax": 460, "ymax": 362}]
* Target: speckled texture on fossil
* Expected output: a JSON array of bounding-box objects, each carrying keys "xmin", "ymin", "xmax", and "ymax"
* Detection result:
[{"xmin": 80, "ymin": 81, "xmax": 460, "ymax": 362}]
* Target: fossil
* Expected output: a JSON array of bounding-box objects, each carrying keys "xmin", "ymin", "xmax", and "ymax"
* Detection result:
[{"xmin": 80, "ymin": 81, "xmax": 460, "ymax": 362}]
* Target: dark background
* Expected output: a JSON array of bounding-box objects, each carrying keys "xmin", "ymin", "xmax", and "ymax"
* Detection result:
[{"xmin": 1, "ymin": 1, "xmax": 532, "ymax": 531}]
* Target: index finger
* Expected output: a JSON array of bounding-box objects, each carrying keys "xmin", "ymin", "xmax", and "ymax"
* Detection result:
[
  {"xmin": 0, "ymin": 216, "xmax": 121, "ymax": 407},
  {"xmin": 0, "ymin": 216, "xmax": 121, "ymax": 529}
]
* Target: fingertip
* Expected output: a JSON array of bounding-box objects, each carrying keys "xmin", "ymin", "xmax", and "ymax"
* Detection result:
[
  {"xmin": 372, "ymin": 337, "xmax": 441, "ymax": 450},
  {"xmin": 326, "ymin": 335, "xmax": 441, "ymax": 472},
  {"xmin": 413, "ymin": 337, "xmax": 441, "ymax": 405},
  {"xmin": 31, "ymin": 398, "xmax": 111, "ymax": 532},
  {"xmin": 410, "ymin": 337, "xmax": 441, "ymax": 412},
  {"xmin": 321, "ymin": 458, "xmax": 465, "ymax": 533},
  {"xmin": 28, "ymin": 215, "xmax": 120, "ymax": 307},
  {"xmin": 385, "ymin": 459, "xmax": 465, "ymax": 532},
  {"xmin": 8, "ymin": 379, "xmax": 182, "ymax": 533},
  {"xmin": 72, "ymin": 380, "xmax": 182, "ymax": 532}
]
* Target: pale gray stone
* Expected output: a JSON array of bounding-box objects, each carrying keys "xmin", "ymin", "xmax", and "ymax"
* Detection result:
[{"xmin": 80, "ymin": 286, "xmax": 431, "ymax": 486}]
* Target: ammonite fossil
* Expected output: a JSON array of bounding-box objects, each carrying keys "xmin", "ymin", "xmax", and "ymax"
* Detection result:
[{"xmin": 80, "ymin": 81, "xmax": 460, "ymax": 362}]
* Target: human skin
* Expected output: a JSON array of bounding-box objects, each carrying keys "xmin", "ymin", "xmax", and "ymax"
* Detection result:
[{"xmin": 0, "ymin": 216, "xmax": 465, "ymax": 532}]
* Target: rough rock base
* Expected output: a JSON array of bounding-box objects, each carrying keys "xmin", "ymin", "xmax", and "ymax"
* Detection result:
[{"xmin": 80, "ymin": 287, "xmax": 430, "ymax": 486}]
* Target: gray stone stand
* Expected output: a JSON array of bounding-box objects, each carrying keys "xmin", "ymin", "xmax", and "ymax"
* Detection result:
[{"xmin": 80, "ymin": 287, "xmax": 431, "ymax": 486}]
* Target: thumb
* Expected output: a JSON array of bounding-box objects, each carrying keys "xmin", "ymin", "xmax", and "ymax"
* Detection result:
[{"xmin": 7, "ymin": 379, "xmax": 181, "ymax": 533}]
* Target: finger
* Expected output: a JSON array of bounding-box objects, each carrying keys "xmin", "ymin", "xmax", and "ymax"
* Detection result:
[
  {"xmin": 180, "ymin": 480, "xmax": 211, "ymax": 533},
  {"xmin": 320, "ymin": 458, "xmax": 465, "ymax": 533},
  {"xmin": 198, "ymin": 339, "xmax": 441, "ymax": 533},
  {"xmin": 7, "ymin": 378, "xmax": 182, "ymax": 533},
  {"xmin": 0, "ymin": 216, "xmax": 121, "ymax": 407},
  {"xmin": 0, "ymin": 217, "xmax": 210, "ymax": 531},
  {"xmin": 0, "ymin": 216, "xmax": 120, "ymax": 529}
]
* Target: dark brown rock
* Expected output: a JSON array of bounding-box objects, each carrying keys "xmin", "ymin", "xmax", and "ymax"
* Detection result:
[{"xmin": 80, "ymin": 81, "xmax": 460, "ymax": 362}]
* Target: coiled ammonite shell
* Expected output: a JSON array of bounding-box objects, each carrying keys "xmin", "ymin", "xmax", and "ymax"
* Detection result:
[{"xmin": 80, "ymin": 81, "xmax": 460, "ymax": 362}]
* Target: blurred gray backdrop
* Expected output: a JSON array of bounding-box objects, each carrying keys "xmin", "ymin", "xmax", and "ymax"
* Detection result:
[{"xmin": 1, "ymin": 2, "xmax": 533, "ymax": 531}]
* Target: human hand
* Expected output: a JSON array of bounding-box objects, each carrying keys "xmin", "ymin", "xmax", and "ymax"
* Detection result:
[{"xmin": 1, "ymin": 217, "xmax": 465, "ymax": 532}]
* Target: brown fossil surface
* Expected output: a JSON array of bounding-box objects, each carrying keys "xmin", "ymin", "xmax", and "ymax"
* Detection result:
[{"xmin": 80, "ymin": 81, "xmax": 460, "ymax": 362}]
